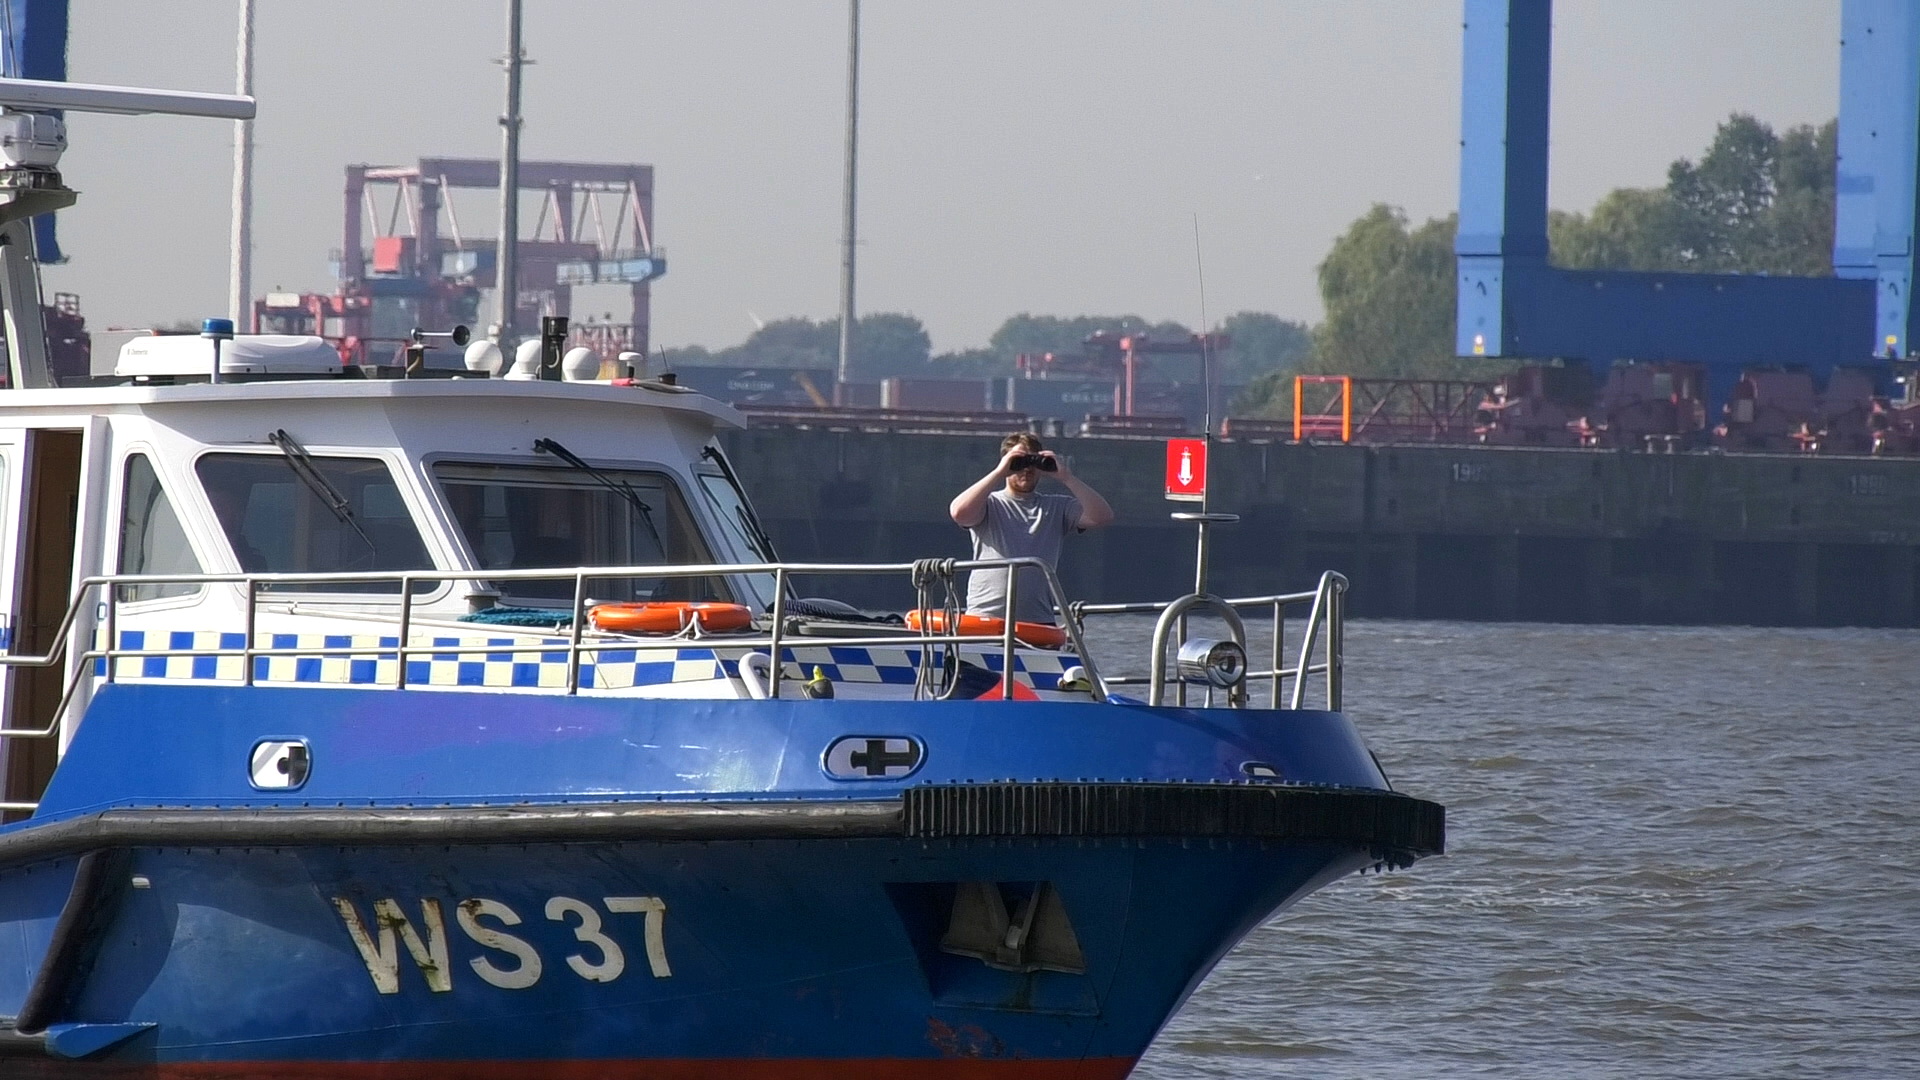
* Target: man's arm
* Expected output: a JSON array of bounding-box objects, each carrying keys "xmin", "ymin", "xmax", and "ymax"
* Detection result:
[
  {"xmin": 949, "ymin": 446, "xmax": 1025, "ymax": 527},
  {"xmin": 1040, "ymin": 451, "xmax": 1114, "ymax": 530}
]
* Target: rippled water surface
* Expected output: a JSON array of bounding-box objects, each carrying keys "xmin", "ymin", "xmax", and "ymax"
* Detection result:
[{"xmin": 1087, "ymin": 619, "xmax": 1920, "ymax": 1079}]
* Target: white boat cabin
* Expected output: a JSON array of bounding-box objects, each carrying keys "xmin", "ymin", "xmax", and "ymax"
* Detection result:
[{"xmin": 0, "ymin": 339, "xmax": 1091, "ymax": 811}]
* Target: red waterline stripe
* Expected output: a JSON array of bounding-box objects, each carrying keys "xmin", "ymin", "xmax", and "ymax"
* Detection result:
[{"xmin": 21, "ymin": 1058, "xmax": 1139, "ymax": 1080}]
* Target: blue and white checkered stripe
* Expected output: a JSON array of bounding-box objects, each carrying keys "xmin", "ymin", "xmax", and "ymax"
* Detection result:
[
  {"xmin": 755, "ymin": 645, "xmax": 1074, "ymax": 691},
  {"xmin": 93, "ymin": 631, "xmax": 1077, "ymax": 691},
  {"xmin": 97, "ymin": 631, "xmax": 581, "ymax": 688}
]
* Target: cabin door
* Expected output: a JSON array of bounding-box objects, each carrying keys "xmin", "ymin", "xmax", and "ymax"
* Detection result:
[{"xmin": 0, "ymin": 429, "xmax": 82, "ymax": 817}]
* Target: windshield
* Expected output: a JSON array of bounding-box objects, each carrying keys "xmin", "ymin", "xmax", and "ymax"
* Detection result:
[
  {"xmin": 695, "ymin": 470, "xmax": 778, "ymax": 610},
  {"xmin": 434, "ymin": 462, "xmax": 726, "ymax": 604},
  {"xmin": 197, "ymin": 453, "xmax": 434, "ymax": 593}
]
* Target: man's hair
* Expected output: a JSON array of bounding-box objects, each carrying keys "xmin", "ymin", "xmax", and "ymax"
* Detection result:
[{"xmin": 1000, "ymin": 432, "xmax": 1043, "ymax": 455}]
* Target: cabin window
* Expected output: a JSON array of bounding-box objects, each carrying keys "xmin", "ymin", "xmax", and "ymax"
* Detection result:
[
  {"xmin": 434, "ymin": 462, "xmax": 725, "ymax": 604},
  {"xmin": 196, "ymin": 453, "xmax": 433, "ymax": 592},
  {"xmin": 118, "ymin": 454, "xmax": 203, "ymax": 601},
  {"xmin": 695, "ymin": 470, "xmax": 778, "ymax": 610}
]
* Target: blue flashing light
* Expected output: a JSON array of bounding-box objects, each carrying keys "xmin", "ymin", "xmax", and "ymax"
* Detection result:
[{"xmin": 201, "ymin": 318, "xmax": 235, "ymax": 340}]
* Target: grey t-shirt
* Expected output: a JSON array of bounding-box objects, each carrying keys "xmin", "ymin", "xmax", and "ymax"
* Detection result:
[{"xmin": 964, "ymin": 489, "xmax": 1083, "ymax": 623}]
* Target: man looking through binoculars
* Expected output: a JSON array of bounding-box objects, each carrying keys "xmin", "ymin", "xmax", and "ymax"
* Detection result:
[{"xmin": 948, "ymin": 433, "xmax": 1115, "ymax": 624}]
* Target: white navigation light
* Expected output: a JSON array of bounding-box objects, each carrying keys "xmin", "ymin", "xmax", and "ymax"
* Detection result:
[
  {"xmin": 1176, "ymin": 638, "xmax": 1247, "ymax": 689},
  {"xmin": 505, "ymin": 339, "xmax": 542, "ymax": 380},
  {"xmin": 561, "ymin": 346, "xmax": 599, "ymax": 382},
  {"xmin": 464, "ymin": 340, "xmax": 504, "ymax": 375}
]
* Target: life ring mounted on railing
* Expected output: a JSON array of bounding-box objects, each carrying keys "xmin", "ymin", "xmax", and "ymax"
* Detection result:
[
  {"xmin": 904, "ymin": 609, "xmax": 1068, "ymax": 650},
  {"xmin": 589, "ymin": 601, "xmax": 755, "ymax": 635}
]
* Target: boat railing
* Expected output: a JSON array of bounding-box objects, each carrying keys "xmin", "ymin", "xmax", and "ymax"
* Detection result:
[
  {"xmin": 0, "ymin": 561, "xmax": 1346, "ymax": 812},
  {"xmin": 1070, "ymin": 571, "xmax": 1348, "ymax": 711},
  {"xmin": 0, "ymin": 557, "xmax": 1099, "ymax": 776}
]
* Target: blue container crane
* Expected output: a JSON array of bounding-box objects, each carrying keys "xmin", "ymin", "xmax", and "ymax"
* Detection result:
[{"xmin": 1456, "ymin": 0, "xmax": 1920, "ymax": 412}]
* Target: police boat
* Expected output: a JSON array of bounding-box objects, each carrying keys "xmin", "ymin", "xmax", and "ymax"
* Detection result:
[{"xmin": 0, "ymin": 77, "xmax": 1443, "ymax": 1077}]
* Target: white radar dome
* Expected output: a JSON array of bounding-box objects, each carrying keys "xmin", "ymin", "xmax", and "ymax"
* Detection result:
[
  {"xmin": 505, "ymin": 339, "xmax": 542, "ymax": 380},
  {"xmin": 561, "ymin": 346, "xmax": 600, "ymax": 382},
  {"xmin": 464, "ymin": 340, "xmax": 503, "ymax": 375}
]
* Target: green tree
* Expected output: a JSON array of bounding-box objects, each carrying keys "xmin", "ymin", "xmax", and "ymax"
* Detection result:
[
  {"xmin": 1552, "ymin": 114, "xmax": 1837, "ymax": 276},
  {"xmin": 930, "ymin": 347, "xmax": 1004, "ymax": 378},
  {"xmin": 729, "ymin": 317, "xmax": 838, "ymax": 369},
  {"xmin": 845, "ymin": 312, "xmax": 932, "ymax": 378},
  {"xmin": 1550, "ymin": 187, "xmax": 1688, "ymax": 271},
  {"xmin": 656, "ymin": 343, "xmax": 716, "ymax": 370},
  {"xmin": 1666, "ymin": 112, "xmax": 1780, "ymax": 270},
  {"xmin": 1215, "ymin": 311, "xmax": 1310, "ymax": 385},
  {"xmin": 987, "ymin": 314, "xmax": 1188, "ymax": 363},
  {"xmin": 1756, "ymin": 118, "xmax": 1837, "ymax": 276},
  {"xmin": 662, "ymin": 312, "xmax": 932, "ymax": 376},
  {"xmin": 1308, "ymin": 205, "xmax": 1473, "ymax": 379},
  {"xmin": 1229, "ymin": 370, "xmax": 1292, "ymax": 418}
]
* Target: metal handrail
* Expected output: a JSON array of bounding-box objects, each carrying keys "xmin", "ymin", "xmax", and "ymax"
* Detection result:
[
  {"xmin": 0, "ymin": 561, "xmax": 1347, "ymax": 819},
  {"xmin": 0, "ymin": 556, "xmax": 1105, "ymax": 753},
  {"xmin": 1146, "ymin": 595, "xmax": 1249, "ymax": 708},
  {"xmin": 1072, "ymin": 571, "xmax": 1347, "ymax": 710},
  {"xmin": 1288, "ymin": 572, "xmax": 1347, "ymax": 711}
]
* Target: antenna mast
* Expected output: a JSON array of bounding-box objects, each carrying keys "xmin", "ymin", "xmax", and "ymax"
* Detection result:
[
  {"xmin": 834, "ymin": 0, "xmax": 860, "ymax": 405},
  {"xmin": 1194, "ymin": 214, "xmax": 1214, "ymax": 448},
  {"xmin": 228, "ymin": 0, "xmax": 254, "ymax": 327},
  {"xmin": 494, "ymin": 0, "xmax": 525, "ymax": 351},
  {"xmin": 1179, "ymin": 215, "xmax": 1235, "ymax": 596}
]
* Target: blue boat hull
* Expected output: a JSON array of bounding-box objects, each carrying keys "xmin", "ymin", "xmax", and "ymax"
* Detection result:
[
  {"xmin": 0, "ymin": 684, "xmax": 1441, "ymax": 1075},
  {"xmin": 0, "ymin": 834, "xmax": 1369, "ymax": 1075}
]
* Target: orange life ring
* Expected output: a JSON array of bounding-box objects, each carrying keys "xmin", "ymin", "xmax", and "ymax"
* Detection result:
[
  {"xmin": 904, "ymin": 609, "xmax": 1067, "ymax": 649},
  {"xmin": 589, "ymin": 601, "xmax": 754, "ymax": 635}
]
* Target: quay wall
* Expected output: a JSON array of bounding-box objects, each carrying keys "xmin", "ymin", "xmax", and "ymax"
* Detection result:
[{"xmin": 717, "ymin": 428, "xmax": 1920, "ymax": 627}]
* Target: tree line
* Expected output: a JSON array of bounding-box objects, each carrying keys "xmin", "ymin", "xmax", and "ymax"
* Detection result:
[
  {"xmin": 659, "ymin": 311, "xmax": 1312, "ymax": 390},
  {"xmin": 661, "ymin": 113, "xmax": 1837, "ymax": 417}
]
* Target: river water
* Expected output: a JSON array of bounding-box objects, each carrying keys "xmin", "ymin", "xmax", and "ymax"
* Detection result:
[{"xmin": 1083, "ymin": 618, "xmax": 1920, "ymax": 1080}]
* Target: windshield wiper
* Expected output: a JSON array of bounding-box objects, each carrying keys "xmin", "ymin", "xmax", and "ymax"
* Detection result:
[
  {"xmin": 532, "ymin": 437, "xmax": 667, "ymax": 553},
  {"xmin": 267, "ymin": 428, "xmax": 376, "ymax": 558},
  {"xmin": 700, "ymin": 446, "xmax": 780, "ymax": 562}
]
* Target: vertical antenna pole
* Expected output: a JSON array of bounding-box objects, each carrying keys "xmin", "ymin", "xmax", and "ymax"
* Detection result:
[
  {"xmin": 834, "ymin": 0, "xmax": 860, "ymax": 405},
  {"xmin": 1193, "ymin": 214, "xmax": 1213, "ymax": 594},
  {"xmin": 228, "ymin": 0, "xmax": 254, "ymax": 327},
  {"xmin": 495, "ymin": 0, "xmax": 524, "ymax": 351},
  {"xmin": 1194, "ymin": 214, "xmax": 1214, "ymax": 447},
  {"xmin": 1171, "ymin": 219, "xmax": 1238, "ymax": 603}
]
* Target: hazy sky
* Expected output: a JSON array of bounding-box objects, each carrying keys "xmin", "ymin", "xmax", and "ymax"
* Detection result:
[{"xmin": 47, "ymin": 1, "xmax": 1837, "ymax": 352}]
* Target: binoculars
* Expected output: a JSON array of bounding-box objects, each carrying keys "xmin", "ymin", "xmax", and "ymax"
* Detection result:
[{"xmin": 1008, "ymin": 453, "xmax": 1058, "ymax": 473}]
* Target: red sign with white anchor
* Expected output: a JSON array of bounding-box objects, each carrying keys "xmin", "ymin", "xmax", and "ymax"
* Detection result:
[{"xmin": 1165, "ymin": 438, "xmax": 1207, "ymax": 501}]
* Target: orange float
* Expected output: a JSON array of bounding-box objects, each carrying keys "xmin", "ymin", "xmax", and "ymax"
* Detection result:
[
  {"xmin": 904, "ymin": 609, "xmax": 1068, "ymax": 649},
  {"xmin": 589, "ymin": 601, "xmax": 755, "ymax": 635}
]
